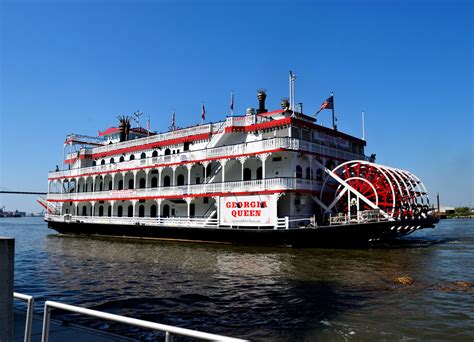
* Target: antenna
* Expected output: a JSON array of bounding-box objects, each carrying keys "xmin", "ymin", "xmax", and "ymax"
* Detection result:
[{"xmin": 133, "ymin": 110, "xmax": 143, "ymax": 128}]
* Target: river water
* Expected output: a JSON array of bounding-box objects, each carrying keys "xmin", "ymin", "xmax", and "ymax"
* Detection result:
[{"xmin": 1, "ymin": 218, "xmax": 473, "ymax": 341}]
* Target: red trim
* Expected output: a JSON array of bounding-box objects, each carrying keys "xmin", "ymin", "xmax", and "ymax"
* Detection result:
[{"xmin": 48, "ymin": 189, "xmax": 321, "ymax": 203}]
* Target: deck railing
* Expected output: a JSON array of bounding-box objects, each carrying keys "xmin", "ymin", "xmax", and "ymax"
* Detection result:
[
  {"xmin": 50, "ymin": 137, "xmax": 366, "ymax": 179},
  {"xmin": 47, "ymin": 177, "xmax": 321, "ymax": 201}
]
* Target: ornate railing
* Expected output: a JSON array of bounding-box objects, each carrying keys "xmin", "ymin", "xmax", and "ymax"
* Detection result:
[
  {"xmin": 47, "ymin": 177, "xmax": 321, "ymax": 201},
  {"xmin": 50, "ymin": 137, "xmax": 367, "ymax": 180}
]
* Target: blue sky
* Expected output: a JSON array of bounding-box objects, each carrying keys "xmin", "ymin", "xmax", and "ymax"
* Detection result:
[{"xmin": 1, "ymin": 0, "xmax": 472, "ymax": 212}]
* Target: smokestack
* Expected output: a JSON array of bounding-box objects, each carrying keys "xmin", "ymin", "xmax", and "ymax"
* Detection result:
[{"xmin": 257, "ymin": 89, "xmax": 267, "ymax": 114}]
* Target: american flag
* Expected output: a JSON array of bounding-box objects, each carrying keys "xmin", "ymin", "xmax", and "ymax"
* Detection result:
[
  {"xmin": 201, "ymin": 102, "xmax": 206, "ymax": 121},
  {"xmin": 230, "ymin": 91, "xmax": 234, "ymax": 114},
  {"xmin": 316, "ymin": 95, "xmax": 334, "ymax": 114}
]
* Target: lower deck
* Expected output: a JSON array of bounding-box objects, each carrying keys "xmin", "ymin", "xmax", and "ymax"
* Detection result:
[{"xmin": 46, "ymin": 216, "xmax": 439, "ymax": 247}]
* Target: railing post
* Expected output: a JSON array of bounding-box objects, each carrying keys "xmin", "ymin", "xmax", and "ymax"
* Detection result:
[
  {"xmin": 165, "ymin": 331, "xmax": 174, "ymax": 342},
  {"xmin": 285, "ymin": 216, "xmax": 289, "ymax": 229},
  {"xmin": 41, "ymin": 303, "xmax": 51, "ymax": 342},
  {"xmin": 0, "ymin": 237, "xmax": 14, "ymax": 342}
]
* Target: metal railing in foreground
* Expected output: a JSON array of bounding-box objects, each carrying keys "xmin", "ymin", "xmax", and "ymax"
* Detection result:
[
  {"xmin": 41, "ymin": 300, "xmax": 248, "ymax": 342},
  {"xmin": 14, "ymin": 292, "xmax": 34, "ymax": 342}
]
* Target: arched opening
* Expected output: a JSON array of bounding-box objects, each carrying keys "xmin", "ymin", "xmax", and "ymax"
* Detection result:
[
  {"xmin": 243, "ymin": 168, "xmax": 252, "ymax": 181},
  {"xmin": 139, "ymin": 178, "xmax": 146, "ymax": 189},
  {"xmin": 129, "ymin": 154, "xmax": 135, "ymax": 161},
  {"xmin": 163, "ymin": 176, "xmax": 171, "ymax": 187},
  {"xmin": 306, "ymin": 167, "xmax": 311, "ymax": 180},
  {"xmin": 296, "ymin": 165, "xmax": 303, "ymax": 178},
  {"xmin": 107, "ymin": 206, "xmax": 111, "ymax": 217},
  {"xmin": 177, "ymin": 174, "xmax": 185, "ymax": 186},
  {"xmin": 108, "ymin": 181, "xmax": 112, "ymax": 190},
  {"xmin": 119, "ymin": 156, "xmax": 125, "ymax": 162},
  {"xmin": 82, "ymin": 206, "xmax": 87, "ymax": 216},
  {"xmin": 256, "ymin": 167, "xmax": 263, "ymax": 180},
  {"xmin": 128, "ymin": 179, "xmax": 134, "ymax": 189},
  {"xmin": 164, "ymin": 148, "xmax": 171, "ymax": 156},
  {"xmin": 152, "ymin": 150, "xmax": 158, "ymax": 157},
  {"xmin": 101, "ymin": 159, "xmax": 105, "ymax": 165},
  {"xmin": 163, "ymin": 204, "xmax": 170, "ymax": 218},
  {"xmin": 151, "ymin": 177, "xmax": 158, "ymax": 187},
  {"xmin": 117, "ymin": 206, "xmax": 123, "ymax": 217},
  {"xmin": 150, "ymin": 205, "xmax": 157, "ymax": 217},
  {"xmin": 99, "ymin": 182, "xmax": 103, "ymax": 191},
  {"xmin": 127, "ymin": 205, "xmax": 133, "ymax": 217},
  {"xmin": 99, "ymin": 206, "xmax": 104, "ymax": 217},
  {"xmin": 110, "ymin": 158, "xmax": 115, "ymax": 164},
  {"xmin": 138, "ymin": 205, "xmax": 145, "ymax": 217},
  {"xmin": 316, "ymin": 169, "xmax": 323, "ymax": 181},
  {"xmin": 118, "ymin": 180, "xmax": 123, "ymax": 190},
  {"xmin": 140, "ymin": 152, "xmax": 146, "ymax": 159}
]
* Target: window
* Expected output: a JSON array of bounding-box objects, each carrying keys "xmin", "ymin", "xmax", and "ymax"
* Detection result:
[
  {"xmin": 119, "ymin": 156, "xmax": 125, "ymax": 162},
  {"xmin": 108, "ymin": 181, "xmax": 112, "ymax": 190},
  {"xmin": 107, "ymin": 206, "xmax": 111, "ymax": 217},
  {"xmin": 296, "ymin": 165, "xmax": 302, "ymax": 178},
  {"xmin": 99, "ymin": 206, "xmax": 104, "ymax": 217},
  {"xmin": 127, "ymin": 205, "xmax": 133, "ymax": 217},
  {"xmin": 256, "ymin": 167, "xmax": 263, "ymax": 180},
  {"xmin": 163, "ymin": 176, "xmax": 171, "ymax": 187},
  {"xmin": 163, "ymin": 204, "xmax": 170, "ymax": 218},
  {"xmin": 139, "ymin": 178, "xmax": 146, "ymax": 189},
  {"xmin": 203, "ymin": 197, "xmax": 209, "ymax": 204},
  {"xmin": 101, "ymin": 159, "xmax": 105, "ymax": 165},
  {"xmin": 150, "ymin": 205, "xmax": 157, "ymax": 217},
  {"xmin": 118, "ymin": 180, "xmax": 123, "ymax": 190},
  {"xmin": 140, "ymin": 152, "xmax": 146, "ymax": 159},
  {"xmin": 177, "ymin": 174, "xmax": 185, "ymax": 186},
  {"xmin": 306, "ymin": 167, "xmax": 311, "ymax": 180},
  {"xmin": 129, "ymin": 154, "xmax": 135, "ymax": 161},
  {"xmin": 164, "ymin": 148, "xmax": 171, "ymax": 156},
  {"xmin": 117, "ymin": 206, "xmax": 123, "ymax": 217},
  {"xmin": 272, "ymin": 156, "xmax": 282, "ymax": 162},
  {"xmin": 82, "ymin": 206, "xmax": 87, "ymax": 216},
  {"xmin": 110, "ymin": 158, "xmax": 115, "ymax": 164},
  {"xmin": 243, "ymin": 168, "xmax": 252, "ymax": 181},
  {"xmin": 128, "ymin": 179, "xmax": 134, "ymax": 189},
  {"xmin": 139, "ymin": 205, "xmax": 145, "ymax": 217},
  {"xmin": 151, "ymin": 177, "xmax": 158, "ymax": 187},
  {"xmin": 92, "ymin": 161, "xmax": 96, "ymax": 166},
  {"xmin": 184, "ymin": 142, "xmax": 190, "ymax": 151},
  {"xmin": 152, "ymin": 150, "xmax": 158, "ymax": 157}
]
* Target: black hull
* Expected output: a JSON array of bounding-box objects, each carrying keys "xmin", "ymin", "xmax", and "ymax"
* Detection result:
[{"xmin": 47, "ymin": 218, "xmax": 439, "ymax": 247}]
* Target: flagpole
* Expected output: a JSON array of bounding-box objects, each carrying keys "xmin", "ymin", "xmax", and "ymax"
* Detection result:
[
  {"xmin": 331, "ymin": 91, "xmax": 335, "ymax": 130},
  {"xmin": 362, "ymin": 110, "xmax": 365, "ymax": 140}
]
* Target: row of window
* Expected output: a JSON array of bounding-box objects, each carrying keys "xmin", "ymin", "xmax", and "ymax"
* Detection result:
[
  {"xmin": 92, "ymin": 148, "xmax": 176, "ymax": 166},
  {"xmin": 80, "ymin": 204, "xmax": 177, "ymax": 218}
]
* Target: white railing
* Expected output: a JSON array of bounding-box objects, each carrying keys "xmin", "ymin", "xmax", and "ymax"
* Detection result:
[
  {"xmin": 50, "ymin": 137, "xmax": 367, "ymax": 179},
  {"xmin": 329, "ymin": 210, "xmax": 389, "ymax": 225},
  {"xmin": 46, "ymin": 214, "xmax": 220, "ymax": 228},
  {"xmin": 14, "ymin": 293, "xmax": 34, "ymax": 342},
  {"xmin": 47, "ymin": 178, "xmax": 321, "ymax": 202},
  {"xmin": 40, "ymin": 301, "xmax": 247, "ymax": 342}
]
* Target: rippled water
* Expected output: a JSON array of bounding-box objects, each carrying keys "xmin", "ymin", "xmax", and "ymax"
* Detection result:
[{"xmin": 2, "ymin": 218, "xmax": 473, "ymax": 341}]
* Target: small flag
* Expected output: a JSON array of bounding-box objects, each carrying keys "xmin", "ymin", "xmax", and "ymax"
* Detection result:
[
  {"xmin": 171, "ymin": 110, "xmax": 175, "ymax": 130},
  {"xmin": 230, "ymin": 91, "xmax": 234, "ymax": 114},
  {"xmin": 201, "ymin": 102, "xmax": 206, "ymax": 121},
  {"xmin": 316, "ymin": 95, "xmax": 334, "ymax": 114}
]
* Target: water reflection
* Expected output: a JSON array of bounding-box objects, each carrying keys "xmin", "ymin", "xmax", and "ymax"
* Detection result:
[{"xmin": 3, "ymin": 218, "xmax": 474, "ymax": 341}]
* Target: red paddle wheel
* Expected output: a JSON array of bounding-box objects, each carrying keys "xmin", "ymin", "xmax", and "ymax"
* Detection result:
[{"xmin": 319, "ymin": 160, "xmax": 431, "ymax": 220}]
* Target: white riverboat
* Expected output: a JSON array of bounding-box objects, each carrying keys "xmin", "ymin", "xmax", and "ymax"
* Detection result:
[{"xmin": 41, "ymin": 84, "xmax": 438, "ymax": 247}]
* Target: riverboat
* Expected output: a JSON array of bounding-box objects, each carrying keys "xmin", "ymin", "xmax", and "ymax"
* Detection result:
[{"xmin": 41, "ymin": 79, "xmax": 438, "ymax": 247}]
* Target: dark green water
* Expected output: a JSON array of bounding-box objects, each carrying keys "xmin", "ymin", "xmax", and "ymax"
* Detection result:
[{"xmin": 1, "ymin": 218, "xmax": 473, "ymax": 341}]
